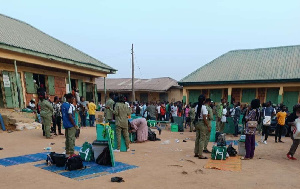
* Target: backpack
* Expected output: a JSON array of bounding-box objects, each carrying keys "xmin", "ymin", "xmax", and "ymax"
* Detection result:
[
  {"xmin": 53, "ymin": 153, "xmax": 67, "ymax": 167},
  {"xmin": 96, "ymin": 147, "xmax": 112, "ymax": 166},
  {"xmin": 148, "ymin": 128, "xmax": 157, "ymax": 141},
  {"xmin": 65, "ymin": 155, "xmax": 84, "ymax": 171},
  {"xmin": 217, "ymin": 133, "xmax": 226, "ymax": 146},
  {"xmin": 79, "ymin": 142, "xmax": 94, "ymax": 162},
  {"xmin": 227, "ymin": 144, "xmax": 237, "ymax": 157},
  {"xmin": 211, "ymin": 146, "xmax": 227, "ymax": 160}
]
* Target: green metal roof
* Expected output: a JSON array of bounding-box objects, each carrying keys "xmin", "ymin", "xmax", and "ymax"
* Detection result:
[
  {"xmin": 0, "ymin": 14, "xmax": 116, "ymax": 73},
  {"xmin": 180, "ymin": 45, "xmax": 300, "ymax": 86}
]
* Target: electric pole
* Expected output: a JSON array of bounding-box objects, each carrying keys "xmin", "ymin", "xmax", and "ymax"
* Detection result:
[{"xmin": 131, "ymin": 44, "xmax": 135, "ymax": 102}]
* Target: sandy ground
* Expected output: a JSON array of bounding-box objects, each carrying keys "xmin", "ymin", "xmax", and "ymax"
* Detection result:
[{"xmin": 1, "ymin": 127, "xmax": 300, "ymax": 189}]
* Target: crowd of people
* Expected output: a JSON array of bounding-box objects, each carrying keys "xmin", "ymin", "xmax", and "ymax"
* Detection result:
[{"xmin": 35, "ymin": 89, "xmax": 300, "ymax": 160}]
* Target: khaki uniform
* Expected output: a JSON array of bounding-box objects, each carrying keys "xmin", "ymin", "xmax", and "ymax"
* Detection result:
[
  {"xmin": 194, "ymin": 120, "xmax": 208, "ymax": 157},
  {"xmin": 216, "ymin": 103, "xmax": 223, "ymax": 131},
  {"xmin": 105, "ymin": 98, "xmax": 115, "ymax": 121},
  {"xmin": 204, "ymin": 105, "xmax": 213, "ymax": 151},
  {"xmin": 39, "ymin": 99, "xmax": 53, "ymax": 138},
  {"xmin": 110, "ymin": 102, "xmax": 131, "ymax": 150},
  {"xmin": 65, "ymin": 127, "xmax": 76, "ymax": 154},
  {"xmin": 189, "ymin": 108, "xmax": 196, "ymax": 132}
]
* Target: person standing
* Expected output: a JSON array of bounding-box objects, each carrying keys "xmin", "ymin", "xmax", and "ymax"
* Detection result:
[
  {"xmin": 194, "ymin": 95, "xmax": 210, "ymax": 159},
  {"xmin": 61, "ymin": 93, "xmax": 77, "ymax": 156},
  {"xmin": 184, "ymin": 105, "xmax": 190, "ymax": 129},
  {"xmin": 262, "ymin": 101, "xmax": 275, "ymax": 144},
  {"xmin": 107, "ymin": 95, "xmax": 131, "ymax": 152},
  {"xmin": 160, "ymin": 103, "xmax": 166, "ymax": 121},
  {"xmin": 52, "ymin": 96, "xmax": 63, "ymax": 135},
  {"xmin": 78, "ymin": 96, "xmax": 87, "ymax": 128},
  {"xmin": 241, "ymin": 99, "xmax": 260, "ymax": 160},
  {"xmin": 156, "ymin": 103, "xmax": 161, "ymax": 121},
  {"xmin": 105, "ymin": 93, "xmax": 115, "ymax": 122},
  {"xmin": 189, "ymin": 103, "xmax": 196, "ymax": 132},
  {"xmin": 145, "ymin": 102, "xmax": 156, "ymax": 120},
  {"xmin": 287, "ymin": 104, "xmax": 300, "ymax": 160},
  {"xmin": 204, "ymin": 98, "xmax": 213, "ymax": 153},
  {"xmin": 216, "ymin": 99, "xmax": 225, "ymax": 132},
  {"xmin": 275, "ymin": 105, "xmax": 287, "ymax": 143},
  {"xmin": 165, "ymin": 102, "xmax": 170, "ymax": 121},
  {"xmin": 39, "ymin": 92, "xmax": 53, "ymax": 139},
  {"xmin": 220, "ymin": 105, "xmax": 227, "ymax": 133},
  {"xmin": 234, "ymin": 102, "xmax": 241, "ymax": 137},
  {"xmin": 88, "ymin": 100, "xmax": 97, "ymax": 127}
]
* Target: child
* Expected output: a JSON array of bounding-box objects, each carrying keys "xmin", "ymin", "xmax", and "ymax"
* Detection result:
[
  {"xmin": 287, "ymin": 104, "xmax": 300, "ymax": 160},
  {"xmin": 275, "ymin": 105, "xmax": 287, "ymax": 143}
]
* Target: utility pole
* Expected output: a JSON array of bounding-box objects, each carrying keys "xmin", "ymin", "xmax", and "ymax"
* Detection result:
[{"xmin": 131, "ymin": 44, "xmax": 135, "ymax": 102}]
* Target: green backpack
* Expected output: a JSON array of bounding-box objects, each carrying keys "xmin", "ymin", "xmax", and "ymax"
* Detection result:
[
  {"xmin": 211, "ymin": 146, "xmax": 227, "ymax": 160},
  {"xmin": 79, "ymin": 142, "xmax": 94, "ymax": 162}
]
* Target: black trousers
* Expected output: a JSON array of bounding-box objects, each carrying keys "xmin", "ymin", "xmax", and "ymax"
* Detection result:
[
  {"xmin": 262, "ymin": 125, "xmax": 270, "ymax": 141},
  {"xmin": 275, "ymin": 124, "xmax": 284, "ymax": 141},
  {"xmin": 52, "ymin": 116, "xmax": 62, "ymax": 134}
]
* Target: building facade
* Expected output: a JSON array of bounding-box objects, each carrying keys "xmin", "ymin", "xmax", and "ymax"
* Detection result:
[
  {"xmin": 96, "ymin": 77, "xmax": 183, "ymax": 103},
  {"xmin": 179, "ymin": 45, "xmax": 300, "ymax": 111},
  {"xmin": 0, "ymin": 14, "xmax": 116, "ymax": 108}
]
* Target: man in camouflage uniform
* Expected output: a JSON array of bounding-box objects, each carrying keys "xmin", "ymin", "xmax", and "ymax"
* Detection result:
[
  {"xmin": 216, "ymin": 98, "xmax": 225, "ymax": 132},
  {"xmin": 108, "ymin": 95, "xmax": 131, "ymax": 152},
  {"xmin": 189, "ymin": 103, "xmax": 196, "ymax": 132}
]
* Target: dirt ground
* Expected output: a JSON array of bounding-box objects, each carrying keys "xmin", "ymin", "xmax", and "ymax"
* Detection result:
[{"xmin": 1, "ymin": 127, "xmax": 300, "ymax": 189}]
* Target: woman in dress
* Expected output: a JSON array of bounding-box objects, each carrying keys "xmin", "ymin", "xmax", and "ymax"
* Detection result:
[{"xmin": 130, "ymin": 118, "xmax": 148, "ymax": 142}]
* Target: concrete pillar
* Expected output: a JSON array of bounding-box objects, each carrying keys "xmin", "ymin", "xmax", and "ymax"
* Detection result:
[
  {"xmin": 183, "ymin": 88, "xmax": 187, "ymax": 104},
  {"xmin": 278, "ymin": 86, "xmax": 283, "ymax": 104},
  {"xmin": 227, "ymin": 87, "xmax": 232, "ymax": 103}
]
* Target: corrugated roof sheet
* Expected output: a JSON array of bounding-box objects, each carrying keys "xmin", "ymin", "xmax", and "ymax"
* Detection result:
[
  {"xmin": 0, "ymin": 14, "xmax": 116, "ymax": 72},
  {"xmin": 96, "ymin": 77, "xmax": 182, "ymax": 92},
  {"xmin": 180, "ymin": 45, "xmax": 300, "ymax": 84}
]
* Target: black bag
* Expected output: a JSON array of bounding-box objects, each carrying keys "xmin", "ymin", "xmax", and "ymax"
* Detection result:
[
  {"xmin": 217, "ymin": 133, "xmax": 226, "ymax": 146},
  {"xmin": 148, "ymin": 128, "xmax": 157, "ymax": 141},
  {"xmin": 227, "ymin": 144, "xmax": 237, "ymax": 157},
  {"xmin": 53, "ymin": 153, "xmax": 67, "ymax": 167},
  {"xmin": 46, "ymin": 152, "xmax": 56, "ymax": 165},
  {"xmin": 65, "ymin": 155, "xmax": 83, "ymax": 171},
  {"xmin": 215, "ymin": 132, "xmax": 221, "ymax": 142},
  {"xmin": 96, "ymin": 147, "xmax": 112, "ymax": 166},
  {"xmin": 75, "ymin": 129, "xmax": 80, "ymax": 138}
]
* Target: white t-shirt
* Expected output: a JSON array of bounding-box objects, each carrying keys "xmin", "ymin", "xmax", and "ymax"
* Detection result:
[
  {"xmin": 68, "ymin": 104, "xmax": 75, "ymax": 114},
  {"xmin": 221, "ymin": 108, "xmax": 227, "ymax": 122},
  {"xmin": 198, "ymin": 105, "xmax": 208, "ymax": 120},
  {"xmin": 171, "ymin": 106, "xmax": 178, "ymax": 117},
  {"xmin": 157, "ymin": 106, "xmax": 161, "ymax": 114}
]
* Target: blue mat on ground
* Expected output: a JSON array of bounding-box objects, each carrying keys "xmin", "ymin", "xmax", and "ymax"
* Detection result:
[
  {"xmin": 0, "ymin": 152, "xmax": 48, "ymax": 167},
  {"xmin": 35, "ymin": 161, "xmax": 138, "ymax": 181},
  {"xmin": 215, "ymin": 140, "xmax": 258, "ymax": 147}
]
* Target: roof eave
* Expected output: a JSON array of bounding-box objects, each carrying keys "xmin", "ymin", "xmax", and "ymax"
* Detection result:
[
  {"xmin": 0, "ymin": 43, "xmax": 117, "ymax": 74},
  {"xmin": 179, "ymin": 79, "xmax": 300, "ymax": 86}
]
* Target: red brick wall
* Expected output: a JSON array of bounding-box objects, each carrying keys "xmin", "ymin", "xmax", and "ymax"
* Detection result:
[
  {"xmin": 258, "ymin": 88, "xmax": 266, "ymax": 103},
  {"xmin": 53, "ymin": 76, "xmax": 66, "ymax": 99},
  {"xmin": 232, "ymin": 88, "xmax": 241, "ymax": 102}
]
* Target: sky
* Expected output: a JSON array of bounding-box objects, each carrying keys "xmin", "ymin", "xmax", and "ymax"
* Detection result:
[{"xmin": 1, "ymin": 0, "xmax": 300, "ymax": 81}]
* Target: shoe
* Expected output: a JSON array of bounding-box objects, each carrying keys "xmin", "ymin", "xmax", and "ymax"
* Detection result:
[
  {"xmin": 127, "ymin": 148, "xmax": 131, "ymax": 152},
  {"xmin": 198, "ymin": 156, "xmax": 208, "ymax": 159},
  {"xmin": 194, "ymin": 154, "xmax": 199, "ymax": 157},
  {"xmin": 275, "ymin": 140, "xmax": 278, "ymax": 143},
  {"xmin": 113, "ymin": 149, "xmax": 120, "ymax": 152},
  {"xmin": 241, "ymin": 157, "xmax": 250, "ymax": 160},
  {"xmin": 190, "ymin": 131, "xmax": 192, "ymax": 132},
  {"xmin": 203, "ymin": 150, "xmax": 211, "ymax": 153},
  {"xmin": 263, "ymin": 141, "xmax": 267, "ymax": 144},
  {"xmin": 54, "ymin": 133, "xmax": 57, "ymax": 136},
  {"xmin": 59, "ymin": 133, "xmax": 64, "ymax": 135},
  {"xmin": 287, "ymin": 154, "xmax": 297, "ymax": 160},
  {"xmin": 279, "ymin": 140, "xmax": 284, "ymax": 143},
  {"xmin": 46, "ymin": 137, "xmax": 53, "ymax": 139}
]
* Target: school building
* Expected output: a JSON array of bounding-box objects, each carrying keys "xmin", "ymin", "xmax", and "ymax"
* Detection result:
[
  {"xmin": 0, "ymin": 14, "xmax": 116, "ymax": 109},
  {"xmin": 96, "ymin": 77, "xmax": 183, "ymax": 103},
  {"xmin": 179, "ymin": 45, "xmax": 300, "ymax": 111}
]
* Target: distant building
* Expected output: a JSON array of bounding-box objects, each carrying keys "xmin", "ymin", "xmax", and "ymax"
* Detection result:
[
  {"xmin": 96, "ymin": 77, "xmax": 183, "ymax": 103},
  {"xmin": 0, "ymin": 14, "xmax": 116, "ymax": 108},
  {"xmin": 179, "ymin": 45, "xmax": 300, "ymax": 111}
]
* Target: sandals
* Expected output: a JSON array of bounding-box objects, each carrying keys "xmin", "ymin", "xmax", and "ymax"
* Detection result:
[{"xmin": 241, "ymin": 157, "xmax": 250, "ymax": 160}]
